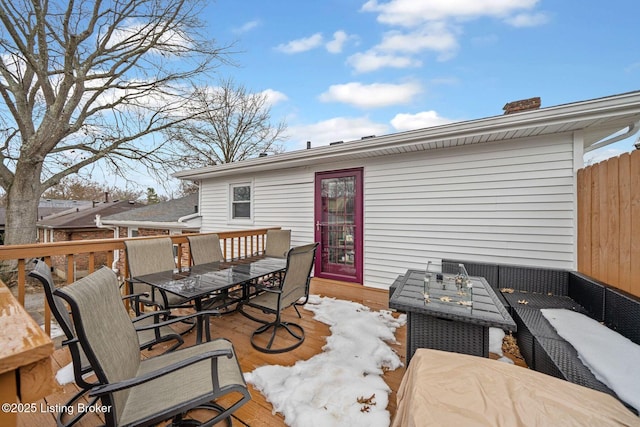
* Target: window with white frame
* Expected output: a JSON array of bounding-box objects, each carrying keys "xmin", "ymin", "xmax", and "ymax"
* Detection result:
[{"xmin": 230, "ymin": 183, "xmax": 252, "ymax": 220}]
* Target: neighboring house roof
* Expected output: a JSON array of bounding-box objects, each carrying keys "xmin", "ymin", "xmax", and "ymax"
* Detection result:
[
  {"xmin": 99, "ymin": 193, "xmax": 200, "ymax": 230},
  {"xmin": 174, "ymin": 90, "xmax": 640, "ymax": 181},
  {"xmin": 0, "ymin": 199, "xmax": 93, "ymax": 228},
  {"xmin": 37, "ymin": 200, "xmax": 144, "ymax": 229}
]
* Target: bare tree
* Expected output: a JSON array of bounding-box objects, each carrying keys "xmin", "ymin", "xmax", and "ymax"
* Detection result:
[
  {"xmin": 164, "ymin": 78, "xmax": 287, "ymax": 168},
  {"xmin": 42, "ymin": 176, "xmax": 142, "ymax": 202},
  {"xmin": 0, "ymin": 0, "xmax": 231, "ymax": 246}
]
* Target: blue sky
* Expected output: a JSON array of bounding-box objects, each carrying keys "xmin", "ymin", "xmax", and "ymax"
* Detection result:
[{"xmin": 199, "ymin": 0, "xmax": 639, "ymax": 162}]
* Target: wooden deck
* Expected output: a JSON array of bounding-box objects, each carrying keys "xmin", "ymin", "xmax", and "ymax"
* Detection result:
[
  {"xmin": 18, "ymin": 278, "xmax": 408, "ymax": 426},
  {"xmin": 19, "ymin": 277, "xmax": 526, "ymax": 426}
]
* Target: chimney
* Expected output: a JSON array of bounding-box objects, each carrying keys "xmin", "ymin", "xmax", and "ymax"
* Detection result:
[
  {"xmin": 503, "ymin": 97, "xmax": 541, "ymax": 115},
  {"xmin": 104, "ymin": 191, "xmax": 109, "ymax": 203},
  {"xmin": 307, "ymin": 141, "xmax": 311, "ymax": 149}
]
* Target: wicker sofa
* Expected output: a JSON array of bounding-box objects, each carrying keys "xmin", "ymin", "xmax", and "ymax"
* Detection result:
[{"xmin": 440, "ymin": 259, "xmax": 640, "ymax": 413}]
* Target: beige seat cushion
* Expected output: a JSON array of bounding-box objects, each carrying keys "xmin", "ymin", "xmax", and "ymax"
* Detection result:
[{"xmin": 392, "ymin": 349, "xmax": 639, "ymax": 427}]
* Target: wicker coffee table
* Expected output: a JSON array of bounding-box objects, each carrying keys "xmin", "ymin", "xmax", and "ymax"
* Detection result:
[{"xmin": 390, "ymin": 269, "xmax": 516, "ymax": 365}]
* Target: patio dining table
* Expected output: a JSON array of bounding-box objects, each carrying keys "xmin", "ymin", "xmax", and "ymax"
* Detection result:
[{"xmin": 134, "ymin": 256, "xmax": 287, "ymax": 343}]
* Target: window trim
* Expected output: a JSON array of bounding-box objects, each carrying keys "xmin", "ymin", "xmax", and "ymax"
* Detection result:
[{"xmin": 229, "ymin": 181, "xmax": 253, "ymax": 223}]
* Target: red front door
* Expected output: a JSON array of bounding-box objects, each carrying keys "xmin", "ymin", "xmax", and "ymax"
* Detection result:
[{"xmin": 314, "ymin": 168, "xmax": 363, "ymax": 283}]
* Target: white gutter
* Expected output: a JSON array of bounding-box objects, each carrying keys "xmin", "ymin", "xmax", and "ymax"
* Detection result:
[
  {"xmin": 97, "ymin": 219, "xmax": 198, "ymax": 229},
  {"xmin": 95, "ymin": 214, "xmax": 120, "ymax": 272},
  {"xmin": 584, "ymin": 120, "xmax": 640, "ymax": 152},
  {"xmin": 177, "ymin": 212, "xmax": 201, "ymax": 224}
]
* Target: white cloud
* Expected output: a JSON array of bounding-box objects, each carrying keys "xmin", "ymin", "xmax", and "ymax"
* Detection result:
[
  {"xmin": 361, "ymin": 0, "xmax": 540, "ymax": 26},
  {"xmin": 390, "ymin": 110, "xmax": 454, "ymax": 131},
  {"xmin": 261, "ymin": 89, "xmax": 288, "ymax": 106},
  {"xmin": 233, "ymin": 20, "xmax": 261, "ymax": 34},
  {"xmin": 105, "ymin": 20, "xmax": 193, "ymax": 54},
  {"xmin": 347, "ymin": 51, "xmax": 421, "ymax": 73},
  {"xmin": 326, "ymin": 30, "xmax": 351, "ymax": 53},
  {"xmin": 275, "ymin": 33, "xmax": 324, "ymax": 54},
  {"xmin": 286, "ymin": 117, "xmax": 389, "ymax": 149},
  {"xmin": 346, "ymin": 23, "xmax": 457, "ymax": 73},
  {"xmin": 377, "ymin": 24, "xmax": 458, "ymax": 54},
  {"xmin": 353, "ymin": 0, "xmax": 547, "ymax": 70},
  {"xmin": 319, "ymin": 81, "xmax": 422, "ymax": 109},
  {"xmin": 504, "ymin": 12, "xmax": 549, "ymax": 27}
]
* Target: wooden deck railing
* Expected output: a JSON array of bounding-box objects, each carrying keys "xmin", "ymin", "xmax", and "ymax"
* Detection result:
[{"xmin": 0, "ymin": 228, "xmax": 278, "ymax": 336}]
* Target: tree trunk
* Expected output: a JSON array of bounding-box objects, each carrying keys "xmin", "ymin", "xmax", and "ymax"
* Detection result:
[
  {"xmin": 1, "ymin": 168, "xmax": 41, "ymax": 283},
  {"xmin": 5, "ymin": 168, "xmax": 41, "ymax": 246}
]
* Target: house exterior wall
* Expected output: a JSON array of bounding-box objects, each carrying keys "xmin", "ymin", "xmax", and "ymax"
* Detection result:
[{"xmin": 199, "ymin": 134, "xmax": 577, "ymax": 289}]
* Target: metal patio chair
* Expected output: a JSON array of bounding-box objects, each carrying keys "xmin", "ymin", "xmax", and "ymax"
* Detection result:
[
  {"xmin": 124, "ymin": 237, "xmax": 196, "ymax": 316},
  {"xmin": 54, "ymin": 266, "xmax": 250, "ymax": 427},
  {"xmin": 264, "ymin": 229, "xmax": 291, "ymax": 258},
  {"xmin": 187, "ymin": 233, "xmax": 225, "ymax": 265},
  {"xmin": 28, "ymin": 259, "xmax": 184, "ymax": 427},
  {"xmin": 187, "ymin": 233, "xmax": 243, "ymax": 312},
  {"xmin": 240, "ymin": 243, "xmax": 318, "ymax": 353}
]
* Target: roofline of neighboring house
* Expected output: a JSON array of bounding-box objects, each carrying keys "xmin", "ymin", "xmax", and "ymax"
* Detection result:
[
  {"xmin": 173, "ymin": 90, "xmax": 640, "ymax": 181},
  {"xmin": 37, "ymin": 225, "xmax": 103, "ymax": 231},
  {"xmin": 96, "ymin": 214, "xmax": 201, "ymax": 230}
]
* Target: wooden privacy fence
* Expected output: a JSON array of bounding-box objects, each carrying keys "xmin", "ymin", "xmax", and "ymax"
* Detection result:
[{"xmin": 577, "ymin": 149, "xmax": 640, "ymax": 297}]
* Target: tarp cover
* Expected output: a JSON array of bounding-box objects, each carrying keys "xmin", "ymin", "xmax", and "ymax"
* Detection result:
[{"xmin": 392, "ymin": 349, "xmax": 639, "ymax": 427}]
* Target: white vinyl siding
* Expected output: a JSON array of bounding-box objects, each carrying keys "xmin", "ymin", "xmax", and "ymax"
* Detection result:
[
  {"xmin": 200, "ymin": 169, "xmax": 316, "ymax": 247},
  {"xmin": 363, "ymin": 135, "xmax": 575, "ymax": 288},
  {"xmin": 198, "ymin": 134, "xmax": 577, "ymax": 290}
]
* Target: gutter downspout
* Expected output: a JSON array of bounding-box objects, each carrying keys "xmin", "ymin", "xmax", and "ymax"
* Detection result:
[{"xmin": 95, "ymin": 214, "xmax": 120, "ymax": 272}]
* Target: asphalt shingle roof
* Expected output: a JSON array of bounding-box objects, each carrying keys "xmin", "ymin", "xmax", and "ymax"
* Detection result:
[
  {"xmin": 37, "ymin": 200, "xmax": 144, "ymax": 229},
  {"xmin": 102, "ymin": 193, "xmax": 198, "ymax": 223}
]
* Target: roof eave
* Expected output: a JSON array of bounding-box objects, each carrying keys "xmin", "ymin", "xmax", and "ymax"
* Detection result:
[
  {"xmin": 173, "ymin": 90, "xmax": 640, "ymax": 181},
  {"xmin": 98, "ymin": 219, "xmax": 198, "ymax": 229}
]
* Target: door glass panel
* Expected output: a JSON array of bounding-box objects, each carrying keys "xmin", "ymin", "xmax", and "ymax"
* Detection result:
[{"xmin": 320, "ymin": 176, "xmax": 356, "ymax": 277}]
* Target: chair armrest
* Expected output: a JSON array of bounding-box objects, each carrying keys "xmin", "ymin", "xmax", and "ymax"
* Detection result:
[
  {"xmin": 61, "ymin": 336, "xmax": 80, "ymax": 347},
  {"xmin": 131, "ymin": 310, "xmax": 172, "ymax": 324},
  {"xmin": 122, "ymin": 292, "xmax": 163, "ymax": 309},
  {"xmin": 122, "ymin": 292, "xmax": 149, "ymax": 301},
  {"xmin": 89, "ymin": 348, "xmax": 234, "ymax": 396},
  {"xmin": 132, "ymin": 310, "xmax": 221, "ymax": 331}
]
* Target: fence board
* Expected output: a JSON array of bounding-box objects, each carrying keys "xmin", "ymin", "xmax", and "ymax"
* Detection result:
[
  {"xmin": 578, "ymin": 150, "xmax": 640, "ymax": 297},
  {"xmin": 577, "ymin": 167, "xmax": 591, "ymax": 275},
  {"xmin": 606, "ymin": 156, "xmax": 619, "ymax": 287},
  {"xmin": 618, "ymin": 153, "xmax": 631, "ymax": 292},
  {"xmin": 590, "ymin": 162, "xmax": 601, "ymax": 279},
  {"xmin": 631, "ymin": 151, "xmax": 640, "ymax": 295}
]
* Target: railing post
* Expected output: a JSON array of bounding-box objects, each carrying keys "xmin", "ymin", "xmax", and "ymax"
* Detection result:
[{"xmin": 17, "ymin": 259, "xmax": 25, "ymax": 306}]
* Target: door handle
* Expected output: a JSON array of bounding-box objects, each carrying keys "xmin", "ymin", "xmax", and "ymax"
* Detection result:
[{"xmin": 316, "ymin": 221, "xmax": 321, "ymax": 231}]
